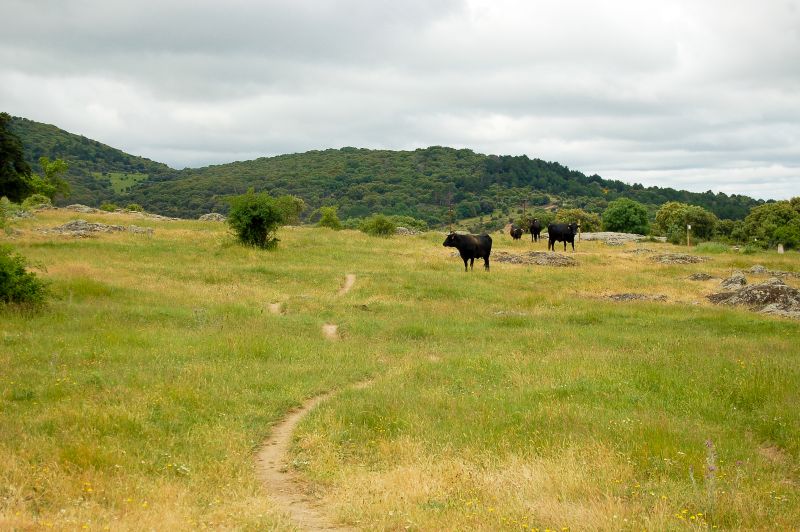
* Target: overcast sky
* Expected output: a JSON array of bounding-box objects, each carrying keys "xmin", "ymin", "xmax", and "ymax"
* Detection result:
[{"xmin": 2, "ymin": 0, "xmax": 799, "ymax": 200}]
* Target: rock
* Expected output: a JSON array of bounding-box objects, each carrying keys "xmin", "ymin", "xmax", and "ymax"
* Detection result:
[
  {"xmin": 651, "ymin": 253, "xmax": 709, "ymax": 264},
  {"xmin": 199, "ymin": 213, "xmax": 227, "ymax": 222},
  {"xmin": 42, "ymin": 219, "xmax": 130, "ymax": 237},
  {"xmin": 688, "ymin": 273, "xmax": 716, "ymax": 281},
  {"xmin": 707, "ymin": 277, "xmax": 800, "ymax": 319},
  {"xmin": 492, "ymin": 251, "xmax": 578, "ymax": 267},
  {"xmin": 395, "ymin": 226, "xmax": 419, "ymax": 235},
  {"xmin": 749, "ymin": 264, "xmax": 768, "ymax": 274},
  {"xmin": 625, "ymin": 248, "xmax": 656, "ymax": 255},
  {"xmin": 720, "ymin": 272, "xmax": 747, "ymax": 290},
  {"xmin": 64, "ymin": 204, "xmax": 98, "ymax": 213},
  {"xmin": 580, "ymin": 232, "xmax": 649, "ymax": 245},
  {"xmin": 128, "ymin": 225, "xmax": 154, "ymax": 236},
  {"xmin": 746, "ymin": 264, "xmax": 800, "ymax": 279},
  {"xmin": 606, "ymin": 293, "xmax": 668, "ymax": 302}
]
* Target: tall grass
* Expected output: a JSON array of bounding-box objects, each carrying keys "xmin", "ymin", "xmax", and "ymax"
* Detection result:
[{"xmin": 1, "ymin": 210, "xmax": 798, "ymax": 530}]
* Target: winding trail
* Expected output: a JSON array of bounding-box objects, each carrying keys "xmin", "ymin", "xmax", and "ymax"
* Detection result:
[
  {"xmin": 255, "ymin": 272, "xmax": 363, "ymax": 530},
  {"xmin": 255, "ymin": 391, "xmax": 354, "ymax": 531}
]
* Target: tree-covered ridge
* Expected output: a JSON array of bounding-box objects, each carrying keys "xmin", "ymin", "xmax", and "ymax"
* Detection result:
[
  {"xmin": 128, "ymin": 146, "xmax": 762, "ymax": 222},
  {"xmin": 8, "ymin": 115, "xmax": 763, "ymax": 223},
  {"xmin": 8, "ymin": 116, "xmax": 173, "ymax": 205}
]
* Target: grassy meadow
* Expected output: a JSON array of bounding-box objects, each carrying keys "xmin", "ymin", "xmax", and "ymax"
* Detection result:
[{"xmin": 1, "ymin": 209, "xmax": 799, "ymax": 530}]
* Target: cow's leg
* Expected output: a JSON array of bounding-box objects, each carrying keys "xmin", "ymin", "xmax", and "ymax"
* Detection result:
[
  {"xmin": 571, "ymin": 240, "xmax": 575, "ymax": 252},
  {"xmin": 484, "ymin": 256, "xmax": 490, "ymax": 270},
  {"xmin": 469, "ymin": 257, "xmax": 475, "ymax": 270},
  {"xmin": 462, "ymin": 257, "xmax": 469, "ymax": 271},
  {"xmin": 563, "ymin": 241, "xmax": 567, "ymax": 251}
]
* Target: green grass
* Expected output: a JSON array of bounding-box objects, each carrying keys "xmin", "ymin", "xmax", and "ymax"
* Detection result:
[
  {"xmin": 1, "ymin": 211, "xmax": 798, "ymax": 530},
  {"xmin": 92, "ymin": 171, "xmax": 150, "ymax": 194}
]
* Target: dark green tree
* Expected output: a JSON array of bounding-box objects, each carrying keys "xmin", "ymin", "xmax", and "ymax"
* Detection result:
[
  {"xmin": 0, "ymin": 112, "xmax": 33, "ymax": 202},
  {"xmin": 227, "ymin": 190, "xmax": 304, "ymax": 248},
  {"xmin": 602, "ymin": 198, "xmax": 650, "ymax": 234},
  {"xmin": 654, "ymin": 201, "xmax": 717, "ymax": 244}
]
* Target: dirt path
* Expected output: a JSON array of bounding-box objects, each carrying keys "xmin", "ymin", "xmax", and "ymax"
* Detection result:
[
  {"xmin": 338, "ymin": 274, "xmax": 356, "ymax": 296},
  {"xmin": 256, "ymin": 392, "xmax": 354, "ymax": 531}
]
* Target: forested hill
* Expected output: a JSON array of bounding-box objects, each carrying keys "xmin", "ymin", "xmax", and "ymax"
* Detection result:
[
  {"xmin": 10, "ymin": 115, "xmax": 762, "ymax": 223},
  {"xmin": 128, "ymin": 146, "xmax": 761, "ymax": 222},
  {"xmin": 8, "ymin": 116, "xmax": 173, "ymax": 205}
]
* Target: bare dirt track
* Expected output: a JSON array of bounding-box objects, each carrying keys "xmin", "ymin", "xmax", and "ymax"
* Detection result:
[
  {"xmin": 338, "ymin": 274, "xmax": 356, "ymax": 296},
  {"xmin": 255, "ymin": 392, "xmax": 354, "ymax": 531}
]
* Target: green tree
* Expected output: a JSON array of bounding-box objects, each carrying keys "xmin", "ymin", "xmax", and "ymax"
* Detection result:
[
  {"xmin": 227, "ymin": 190, "xmax": 305, "ymax": 248},
  {"xmin": 654, "ymin": 202, "xmax": 718, "ymax": 244},
  {"xmin": 317, "ymin": 206, "xmax": 342, "ymax": 230},
  {"xmin": 740, "ymin": 199, "xmax": 800, "ymax": 249},
  {"xmin": 28, "ymin": 157, "xmax": 70, "ymax": 200},
  {"xmin": 554, "ymin": 208, "xmax": 602, "ymax": 231},
  {"xmin": 0, "ymin": 112, "xmax": 33, "ymax": 202},
  {"xmin": 602, "ymin": 198, "xmax": 650, "ymax": 234}
]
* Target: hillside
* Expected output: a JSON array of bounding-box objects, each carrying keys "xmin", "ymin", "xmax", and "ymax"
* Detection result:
[
  {"xmin": 10, "ymin": 116, "xmax": 763, "ymax": 222},
  {"xmin": 8, "ymin": 116, "xmax": 174, "ymax": 205}
]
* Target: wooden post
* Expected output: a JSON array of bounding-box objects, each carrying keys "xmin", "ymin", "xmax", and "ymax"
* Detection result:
[
  {"xmin": 577, "ymin": 221, "xmax": 581, "ymax": 242},
  {"xmin": 687, "ymin": 224, "xmax": 691, "ymax": 247}
]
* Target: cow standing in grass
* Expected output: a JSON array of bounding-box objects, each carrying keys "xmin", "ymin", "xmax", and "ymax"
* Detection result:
[
  {"xmin": 443, "ymin": 232, "xmax": 492, "ymax": 271},
  {"xmin": 529, "ymin": 218, "xmax": 542, "ymax": 242},
  {"xmin": 510, "ymin": 226, "xmax": 523, "ymax": 240},
  {"xmin": 547, "ymin": 222, "xmax": 578, "ymax": 252}
]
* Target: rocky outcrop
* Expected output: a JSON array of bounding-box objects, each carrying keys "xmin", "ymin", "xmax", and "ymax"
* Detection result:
[
  {"xmin": 720, "ymin": 271, "xmax": 747, "ymax": 290},
  {"xmin": 708, "ymin": 277, "xmax": 800, "ymax": 319},
  {"xmin": 493, "ymin": 251, "xmax": 578, "ymax": 266},
  {"xmin": 651, "ymin": 253, "xmax": 710, "ymax": 264},
  {"xmin": 199, "ymin": 213, "xmax": 227, "ymax": 222},
  {"xmin": 41, "ymin": 219, "xmax": 152, "ymax": 237}
]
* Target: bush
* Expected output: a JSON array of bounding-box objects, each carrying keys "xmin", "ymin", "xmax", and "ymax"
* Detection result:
[
  {"xmin": 21, "ymin": 194, "xmax": 52, "ymax": 210},
  {"xmin": 602, "ymin": 198, "xmax": 650, "ymax": 234},
  {"xmin": 126, "ymin": 203, "xmax": 144, "ymax": 212},
  {"xmin": 554, "ymin": 208, "xmax": 602, "ymax": 232},
  {"xmin": 227, "ymin": 190, "xmax": 304, "ymax": 248},
  {"xmin": 0, "ymin": 245, "xmax": 48, "ymax": 306},
  {"xmin": 654, "ymin": 201, "xmax": 718, "ymax": 243},
  {"xmin": 100, "ymin": 202, "xmax": 119, "ymax": 212},
  {"xmin": 317, "ymin": 206, "xmax": 342, "ymax": 230},
  {"xmin": 360, "ymin": 214, "xmax": 396, "ymax": 237},
  {"xmin": 386, "ymin": 215, "xmax": 428, "ymax": 232}
]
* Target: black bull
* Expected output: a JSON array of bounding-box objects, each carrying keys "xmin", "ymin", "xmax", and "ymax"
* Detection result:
[
  {"xmin": 547, "ymin": 222, "xmax": 578, "ymax": 251},
  {"xmin": 443, "ymin": 233, "xmax": 492, "ymax": 271}
]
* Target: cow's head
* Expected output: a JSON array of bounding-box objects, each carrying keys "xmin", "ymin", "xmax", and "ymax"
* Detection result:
[
  {"xmin": 443, "ymin": 232, "xmax": 459, "ymax": 247},
  {"xmin": 569, "ymin": 222, "xmax": 578, "ymax": 234}
]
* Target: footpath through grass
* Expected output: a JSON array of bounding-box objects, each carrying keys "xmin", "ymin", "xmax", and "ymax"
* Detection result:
[{"xmin": 1, "ymin": 210, "xmax": 798, "ymax": 530}]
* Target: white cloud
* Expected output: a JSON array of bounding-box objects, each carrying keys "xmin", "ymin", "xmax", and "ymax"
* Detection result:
[{"xmin": 1, "ymin": 0, "xmax": 798, "ymax": 199}]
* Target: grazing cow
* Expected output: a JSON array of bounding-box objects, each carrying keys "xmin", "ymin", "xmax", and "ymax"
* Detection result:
[
  {"xmin": 547, "ymin": 222, "xmax": 578, "ymax": 252},
  {"xmin": 443, "ymin": 232, "xmax": 492, "ymax": 271},
  {"xmin": 529, "ymin": 218, "xmax": 542, "ymax": 242},
  {"xmin": 510, "ymin": 226, "xmax": 523, "ymax": 240}
]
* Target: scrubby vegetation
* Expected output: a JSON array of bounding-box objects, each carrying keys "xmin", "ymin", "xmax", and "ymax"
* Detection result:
[
  {"xmin": 0, "ymin": 245, "xmax": 47, "ymax": 305},
  {"xmin": 227, "ymin": 190, "xmax": 305, "ymax": 248}
]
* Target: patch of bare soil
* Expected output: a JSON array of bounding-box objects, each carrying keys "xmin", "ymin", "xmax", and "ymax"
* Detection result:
[
  {"xmin": 338, "ymin": 274, "xmax": 356, "ymax": 296},
  {"xmin": 651, "ymin": 253, "xmax": 710, "ymax": 264},
  {"xmin": 255, "ymin": 392, "xmax": 354, "ymax": 531},
  {"xmin": 708, "ymin": 277, "xmax": 800, "ymax": 319},
  {"xmin": 605, "ymin": 293, "xmax": 668, "ymax": 302},
  {"xmin": 322, "ymin": 324, "xmax": 339, "ymax": 340},
  {"xmin": 268, "ymin": 303, "xmax": 283, "ymax": 315},
  {"xmin": 493, "ymin": 251, "xmax": 578, "ymax": 267}
]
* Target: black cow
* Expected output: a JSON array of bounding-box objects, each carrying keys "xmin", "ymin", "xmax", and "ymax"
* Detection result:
[
  {"xmin": 443, "ymin": 232, "xmax": 492, "ymax": 271},
  {"xmin": 547, "ymin": 222, "xmax": 578, "ymax": 251},
  {"xmin": 529, "ymin": 218, "xmax": 542, "ymax": 242},
  {"xmin": 510, "ymin": 226, "xmax": 523, "ymax": 240}
]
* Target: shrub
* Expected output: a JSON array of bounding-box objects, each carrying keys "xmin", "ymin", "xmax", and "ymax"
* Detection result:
[
  {"xmin": 0, "ymin": 245, "xmax": 48, "ymax": 306},
  {"xmin": 554, "ymin": 208, "xmax": 602, "ymax": 232},
  {"xmin": 126, "ymin": 203, "xmax": 144, "ymax": 212},
  {"xmin": 227, "ymin": 190, "xmax": 304, "ymax": 248},
  {"xmin": 387, "ymin": 215, "xmax": 428, "ymax": 232},
  {"xmin": 317, "ymin": 206, "xmax": 342, "ymax": 230},
  {"xmin": 359, "ymin": 214, "xmax": 396, "ymax": 237},
  {"xmin": 654, "ymin": 202, "xmax": 718, "ymax": 243},
  {"xmin": 602, "ymin": 198, "xmax": 650, "ymax": 234},
  {"xmin": 100, "ymin": 202, "xmax": 119, "ymax": 212},
  {"xmin": 21, "ymin": 194, "xmax": 52, "ymax": 210}
]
